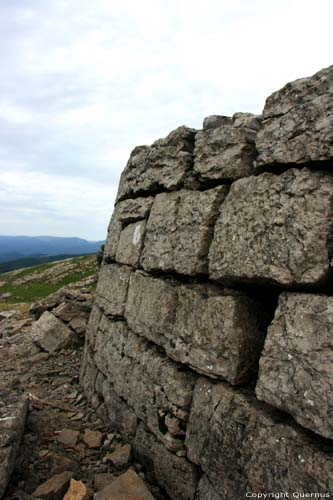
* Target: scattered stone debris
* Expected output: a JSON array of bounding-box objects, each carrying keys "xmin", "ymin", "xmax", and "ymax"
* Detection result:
[{"xmin": 0, "ymin": 278, "xmax": 165, "ymax": 500}]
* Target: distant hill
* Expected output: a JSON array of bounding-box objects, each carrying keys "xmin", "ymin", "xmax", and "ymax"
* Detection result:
[
  {"xmin": 0, "ymin": 235, "xmax": 104, "ymax": 263},
  {"xmin": 0, "ymin": 253, "xmax": 95, "ymax": 274},
  {"xmin": 0, "ymin": 254, "xmax": 97, "ymax": 306}
]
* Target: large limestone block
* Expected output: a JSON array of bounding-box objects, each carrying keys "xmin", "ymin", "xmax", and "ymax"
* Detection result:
[
  {"xmin": 194, "ymin": 113, "xmax": 261, "ymax": 181},
  {"xmin": 256, "ymin": 65, "xmax": 333, "ymax": 167},
  {"xmin": 209, "ymin": 168, "xmax": 333, "ymax": 287},
  {"xmin": 94, "ymin": 317, "xmax": 196, "ymax": 452},
  {"xmin": 141, "ymin": 187, "xmax": 228, "ymax": 275},
  {"xmin": 256, "ymin": 292, "xmax": 333, "ymax": 440},
  {"xmin": 99, "ymin": 378, "xmax": 138, "ymax": 441},
  {"xmin": 133, "ymin": 423, "xmax": 199, "ymax": 500},
  {"xmin": 125, "ymin": 272, "xmax": 177, "ymax": 343},
  {"xmin": 103, "ymin": 197, "xmax": 154, "ymax": 263},
  {"xmin": 0, "ymin": 390, "xmax": 28, "ymax": 499},
  {"xmin": 116, "ymin": 126, "xmax": 196, "ymax": 202},
  {"xmin": 31, "ymin": 311, "xmax": 77, "ymax": 353},
  {"xmin": 186, "ymin": 378, "xmax": 333, "ymax": 498},
  {"xmin": 126, "ymin": 272, "xmax": 270, "ymax": 384},
  {"xmin": 95, "ymin": 264, "xmax": 132, "ymax": 317}
]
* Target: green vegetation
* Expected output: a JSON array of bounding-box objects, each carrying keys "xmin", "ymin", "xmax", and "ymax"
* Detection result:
[
  {"xmin": 0, "ymin": 253, "xmax": 96, "ymax": 274},
  {"xmin": 0, "ymin": 255, "xmax": 96, "ymax": 307}
]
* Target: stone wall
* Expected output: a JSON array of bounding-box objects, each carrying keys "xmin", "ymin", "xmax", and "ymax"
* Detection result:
[{"xmin": 81, "ymin": 65, "xmax": 333, "ymax": 499}]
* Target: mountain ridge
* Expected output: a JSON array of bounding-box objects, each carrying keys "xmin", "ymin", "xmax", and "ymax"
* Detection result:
[{"xmin": 0, "ymin": 235, "xmax": 104, "ymax": 263}]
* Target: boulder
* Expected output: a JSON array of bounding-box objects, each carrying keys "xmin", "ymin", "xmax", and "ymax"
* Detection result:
[
  {"xmin": 82, "ymin": 429, "xmax": 103, "ymax": 449},
  {"xmin": 209, "ymin": 168, "xmax": 333, "ymax": 287},
  {"xmin": 32, "ymin": 471, "xmax": 73, "ymax": 499},
  {"xmin": 104, "ymin": 444, "xmax": 131, "ymax": 468},
  {"xmin": 186, "ymin": 378, "xmax": 333, "ymax": 497},
  {"xmin": 256, "ymin": 292, "xmax": 333, "ymax": 439},
  {"xmin": 0, "ymin": 390, "xmax": 28, "ymax": 499},
  {"xmin": 256, "ymin": 65, "xmax": 333, "ymax": 168},
  {"xmin": 194, "ymin": 113, "xmax": 261, "ymax": 181},
  {"xmin": 116, "ymin": 126, "xmax": 196, "ymax": 202},
  {"xmin": 63, "ymin": 479, "xmax": 93, "ymax": 500},
  {"xmin": 140, "ymin": 187, "xmax": 228, "ymax": 275},
  {"xmin": 32, "ymin": 311, "xmax": 77, "ymax": 353},
  {"xmin": 95, "ymin": 469, "xmax": 155, "ymax": 500}
]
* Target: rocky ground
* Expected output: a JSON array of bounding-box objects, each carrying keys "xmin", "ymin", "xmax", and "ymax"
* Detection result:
[{"xmin": 0, "ymin": 278, "xmax": 165, "ymax": 500}]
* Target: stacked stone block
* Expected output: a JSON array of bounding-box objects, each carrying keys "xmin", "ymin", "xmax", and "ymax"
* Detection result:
[{"xmin": 81, "ymin": 65, "xmax": 333, "ymax": 499}]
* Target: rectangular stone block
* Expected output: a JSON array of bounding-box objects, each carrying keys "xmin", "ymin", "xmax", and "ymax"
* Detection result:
[
  {"xmin": 194, "ymin": 113, "xmax": 261, "ymax": 181},
  {"xmin": 186, "ymin": 378, "xmax": 333, "ymax": 497},
  {"xmin": 256, "ymin": 292, "xmax": 333, "ymax": 440},
  {"xmin": 133, "ymin": 423, "xmax": 199, "ymax": 500},
  {"xmin": 84, "ymin": 303, "xmax": 103, "ymax": 351},
  {"xmin": 140, "ymin": 187, "xmax": 228, "ymax": 275},
  {"xmin": 103, "ymin": 196, "xmax": 154, "ymax": 263},
  {"xmin": 80, "ymin": 345, "xmax": 98, "ymax": 402},
  {"xmin": 256, "ymin": 65, "xmax": 333, "ymax": 167},
  {"xmin": 126, "ymin": 272, "xmax": 270, "ymax": 384},
  {"xmin": 94, "ymin": 316, "xmax": 196, "ymax": 452},
  {"xmin": 95, "ymin": 263, "xmax": 132, "ymax": 317},
  {"xmin": 100, "ymin": 378, "xmax": 138, "ymax": 441},
  {"xmin": 116, "ymin": 126, "xmax": 196, "ymax": 202},
  {"xmin": 125, "ymin": 271, "xmax": 177, "ymax": 343},
  {"xmin": 209, "ymin": 168, "xmax": 333, "ymax": 287},
  {"xmin": 0, "ymin": 390, "xmax": 28, "ymax": 499}
]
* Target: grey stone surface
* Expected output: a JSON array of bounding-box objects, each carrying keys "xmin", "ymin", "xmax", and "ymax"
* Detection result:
[
  {"xmin": 256, "ymin": 65, "xmax": 333, "ymax": 167},
  {"xmin": 83, "ymin": 303, "xmax": 103, "ymax": 351},
  {"xmin": 104, "ymin": 197, "xmax": 154, "ymax": 262},
  {"xmin": 116, "ymin": 220, "xmax": 147, "ymax": 267},
  {"xmin": 99, "ymin": 378, "xmax": 138, "ymax": 441},
  {"xmin": 95, "ymin": 264, "xmax": 132, "ymax": 317},
  {"xmin": 133, "ymin": 423, "xmax": 199, "ymax": 500},
  {"xmin": 141, "ymin": 187, "xmax": 228, "ymax": 275},
  {"xmin": 209, "ymin": 168, "xmax": 333, "ymax": 287},
  {"xmin": 194, "ymin": 113, "xmax": 261, "ymax": 181},
  {"xmin": 116, "ymin": 126, "xmax": 196, "ymax": 202},
  {"xmin": 195, "ymin": 476, "xmax": 225, "ymax": 500},
  {"xmin": 256, "ymin": 292, "xmax": 333, "ymax": 440},
  {"xmin": 31, "ymin": 311, "xmax": 77, "ymax": 353},
  {"xmin": 94, "ymin": 317, "xmax": 196, "ymax": 452},
  {"xmin": 186, "ymin": 378, "xmax": 333, "ymax": 498},
  {"xmin": 0, "ymin": 390, "xmax": 28, "ymax": 499},
  {"xmin": 126, "ymin": 272, "xmax": 269, "ymax": 384}
]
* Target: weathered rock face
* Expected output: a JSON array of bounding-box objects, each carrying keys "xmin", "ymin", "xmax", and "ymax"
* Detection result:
[
  {"xmin": 209, "ymin": 168, "xmax": 333, "ymax": 287},
  {"xmin": 116, "ymin": 126, "xmax": 196, "ymax": 202},
  {"xmin": 194, "ymin": 112, "xmax": 261, "ymax": 181},
  {"xmin": 186, "ymin": 378, "xmax": 333, "ymax": 497},
  {"xmin": 94, "ymin": 317, "xmax": 196, "ymax": 452},
  {"xmin": 256, "ymin": 292, "xmax": 333, "ymax": 440},
  {"xmin": 140, "ymin": 187, "xmax": 228, "ymax": 275},
  {"xmin": 256, "ymin": 65, "xmax": 333, "ymax": 168},
  {"xmin": 81, "ymin": 65, "xmax": 333, "ymax": 500},
  {"xmin": 125, "ymin": 271, "xmax": 269, "ymax": 384},
  {"xmin": 0, "ymin": 390, "xmax": 28, "ymax": 499},
  {"xmin": 32, "ymin": 311, "xmax": 78, "ymax": 353}
]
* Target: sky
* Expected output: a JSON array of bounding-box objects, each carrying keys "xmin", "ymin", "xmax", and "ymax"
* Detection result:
[{"xmin": 0, "ymin": 0, "xmax": 332, "ymax": 241}]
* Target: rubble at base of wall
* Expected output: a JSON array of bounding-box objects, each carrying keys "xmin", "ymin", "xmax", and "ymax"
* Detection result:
[{"xmin": 81, "ymin": 65, "xmax": 333, "ymax": 500}]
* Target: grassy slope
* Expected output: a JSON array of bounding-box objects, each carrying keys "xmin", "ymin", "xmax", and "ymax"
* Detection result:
[{"xmin": 0, "ymin": 255, "xmax": 97, "ymax": 306}]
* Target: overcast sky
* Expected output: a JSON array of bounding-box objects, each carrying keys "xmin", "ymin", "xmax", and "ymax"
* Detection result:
[{"xmin": 0, "ymin": 0, "xmax": 332, "ymax": 240}]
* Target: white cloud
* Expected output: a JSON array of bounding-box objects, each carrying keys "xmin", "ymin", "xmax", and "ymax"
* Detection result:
[{"xmin": 0, "ymin": 0, "xmax": 332, "ymax": 238}]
